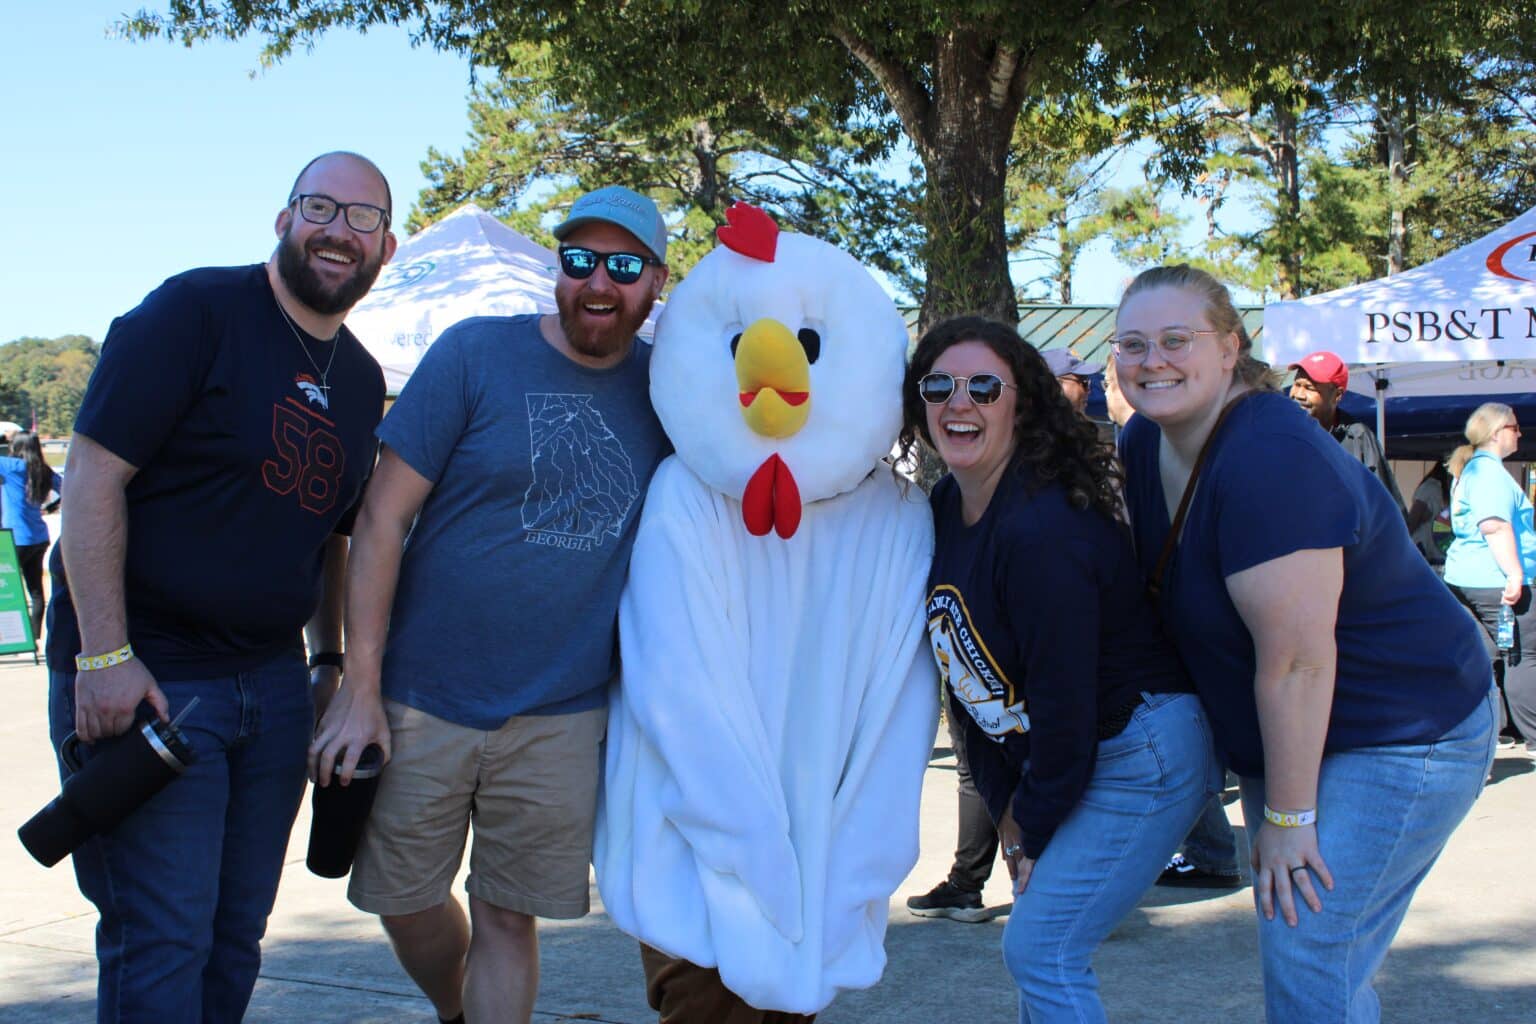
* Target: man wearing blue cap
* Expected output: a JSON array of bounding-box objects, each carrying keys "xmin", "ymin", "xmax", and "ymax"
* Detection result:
[{"xmin": 310, "ymin": 185, "xmax": 671, "ymax": 1024}]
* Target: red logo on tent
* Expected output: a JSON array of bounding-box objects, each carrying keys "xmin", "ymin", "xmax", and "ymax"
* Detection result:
[{"xmin": 1486, "ymin": 231, "xmax": 1536, "ymax": 282}]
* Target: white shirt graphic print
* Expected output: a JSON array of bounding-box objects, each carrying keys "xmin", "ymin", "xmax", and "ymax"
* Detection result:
[{"xmin": 522, "ymin": 392, "xmax": 639, "ymax": 553}]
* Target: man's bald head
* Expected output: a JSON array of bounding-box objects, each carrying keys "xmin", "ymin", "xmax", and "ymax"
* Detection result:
[{"xmin": 289, "ymin": 151, "xmax": 392, "ymax": 222}]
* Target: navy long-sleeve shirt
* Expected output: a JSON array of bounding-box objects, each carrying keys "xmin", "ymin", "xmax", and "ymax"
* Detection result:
[{"xmin": 925, "ymin": 464, "xmax": 1190, "ymax": 858}]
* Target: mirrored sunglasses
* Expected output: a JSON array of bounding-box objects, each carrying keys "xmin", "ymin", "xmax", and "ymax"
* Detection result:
[
  {"xmin": 918, "ymin": 371, "xmax": 1015, "ymax": 405},
  {"xmin": 558, "ymin": 245, "xmax": 661, "ymax": 285}
]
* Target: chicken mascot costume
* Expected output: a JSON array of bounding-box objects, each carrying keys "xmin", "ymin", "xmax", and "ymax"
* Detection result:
[{"xmin": 595, "ymin": 203, "xmax": 938, "ymax": 1021}]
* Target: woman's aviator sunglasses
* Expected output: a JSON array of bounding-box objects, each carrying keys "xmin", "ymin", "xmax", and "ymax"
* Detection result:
[
  {"xmin": 918, "ymin": 372, "xmax": 1016, "ymax": 405},
  {"xmin": 558, "ymin": 245, "xmax": 662, "ymax": 285}
]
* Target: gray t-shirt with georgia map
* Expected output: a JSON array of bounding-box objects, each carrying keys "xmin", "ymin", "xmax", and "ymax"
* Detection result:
[{"xmin": 377, "ymin": 314, "xmax": 668, "ymax": 729}]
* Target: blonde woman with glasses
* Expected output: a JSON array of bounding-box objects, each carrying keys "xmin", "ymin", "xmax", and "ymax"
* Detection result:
[
  {"xmin": 1445, "ymin": 402, "xmax": 1536, "ymax": 756},
  {"xmin": 1112, "ymin": 264, "xmax": 1497, "ymax": 1023}
]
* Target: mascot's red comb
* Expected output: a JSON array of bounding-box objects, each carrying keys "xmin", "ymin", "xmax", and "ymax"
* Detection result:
[{"xmin": 716, "ymin": 202, "xmax": 779, "ymax": 263}]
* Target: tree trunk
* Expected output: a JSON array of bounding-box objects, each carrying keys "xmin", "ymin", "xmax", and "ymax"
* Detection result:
[
  {"xmin": 690, "ymin": 119, "xmax": 722, "ymax": 217},
  {"xmin": 841, "ymin": 28, "xmax": 1025, "ymax": 333},
  {"xmin": 1054, "ymin": 211, "xmax": 1074, "ymax": 303},
  {"xmin": 918, "ymin": 132, "xmax": 1016, "ymax": 331},
  {"xmin": 1270, "ymin": 103, "xmax": 1302, "ymax": 299},
  {"xmin": 1382, "ymin": 96, "xmax": 1410, "ymax": 276}
]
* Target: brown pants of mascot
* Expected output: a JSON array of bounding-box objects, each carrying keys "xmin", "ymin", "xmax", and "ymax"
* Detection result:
[{"xmin": 639, "ymin": 944, "xmax": 817, "ymax": 1024}]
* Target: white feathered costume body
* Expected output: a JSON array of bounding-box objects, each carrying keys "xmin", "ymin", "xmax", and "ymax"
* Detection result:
[{"xmin": 595, "ymin": 205, "xmax": 937, "ymax": 1014}]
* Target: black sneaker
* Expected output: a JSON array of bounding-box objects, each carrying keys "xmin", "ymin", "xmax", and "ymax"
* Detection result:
[
  {"xmin": 905, "ymin": 880, "xmax": 995, "ymax": 922},
  {"xmin": 1156, "ymin": 853, "xmax": 1243, "ymax": 889}
]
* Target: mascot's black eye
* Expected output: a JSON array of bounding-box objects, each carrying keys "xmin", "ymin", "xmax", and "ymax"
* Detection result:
[
  {"xmin": 797, "ymin": 328, "xmax": 821, "ymax": 364},
  {"xmin": 730, "ymin": 332, "xmax": 742, "ymax": 357}
]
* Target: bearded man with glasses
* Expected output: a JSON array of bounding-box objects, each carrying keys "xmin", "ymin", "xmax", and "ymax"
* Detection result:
[
  {"xmin": 47, "ymin": 151, "xmax": 396, "ymax": 1021},
  {"xmin": 309, "ymin": 185, "xmax": 670, "ymax": 1024}
]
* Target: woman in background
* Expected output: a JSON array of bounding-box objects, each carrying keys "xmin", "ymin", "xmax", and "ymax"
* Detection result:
[
  {"xmin": 1443, "ymin": 403, "xmax": 1536, "ymax": 754},
  {"xmin": 1407, "ymin": 461, "xmax": 1453, "ymax": 568},
  {"xmin": 0, "ymin": 431, "xmax": 61, "ymax": 638}
]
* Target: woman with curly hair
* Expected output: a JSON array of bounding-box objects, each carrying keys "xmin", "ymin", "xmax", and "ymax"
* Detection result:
[{"xmin": 901, "ymin": 315, "xmax": 1219, "ymax": 1023}]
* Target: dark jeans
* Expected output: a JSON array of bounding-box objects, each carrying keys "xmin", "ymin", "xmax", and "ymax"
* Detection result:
[
  {"xmin": 49, "ymin": 652, "xmax": 312, "ymax": 1023},
  {"xmin": 946, "ymin": 707, "xmax": 999, "ymax": 893},
  {"xmin": 1178, "ymin": 786, "xmax": 1240, "ymax": 875},
  {"xmin": 16, "ymin": 541, "xmax": 46, "ymax": 639},
  {"xmin": 1450, "ymin": 584, "xmax": 1536, "ymax": 749}
]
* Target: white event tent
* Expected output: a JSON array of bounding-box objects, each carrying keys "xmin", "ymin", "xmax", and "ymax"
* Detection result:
[
  {"xmin": 1264, "ymin": 206, "xmax": 1536, "ymax": 443},
  {"xmin": 346, "ymin": 203, "xmax": 659, "ymax": 393}
]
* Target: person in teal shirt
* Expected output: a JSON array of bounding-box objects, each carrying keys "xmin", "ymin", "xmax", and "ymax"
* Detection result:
[
  {"xmin": 0, "ymin": 431, "xmax": 61, "ymax": 638},
  {"xmin": 1445, "ymin": 401, "xmax": 1535, "ymax": 754}
]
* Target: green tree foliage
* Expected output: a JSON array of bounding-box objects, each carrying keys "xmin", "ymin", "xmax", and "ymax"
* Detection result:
[
  {"xmin": 0, "ymin": 336, "xmax": 99, "ymax": 436},
  {"xmin": 1128, "ymin": 5, "xmax": 1536, "ymax": 297},
  {"xmin": 409, "ymin": 43, "xmax": 922, "ymax": 289},
  {"xmin": 121, "ymin": 1, "xmax": 1531, "ymax": 318},
  {"xmin": 120, "ymin": 1, "xmax": 1231, "ymax": 327}
]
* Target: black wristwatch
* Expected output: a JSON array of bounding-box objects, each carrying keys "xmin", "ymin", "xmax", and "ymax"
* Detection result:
[{"xmin": 308, "ymin": 651, "xmax": 344, "ymax": 671}]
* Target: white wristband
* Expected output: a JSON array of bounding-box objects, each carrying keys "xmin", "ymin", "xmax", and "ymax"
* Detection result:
[{"xmin": 1263, "ymin": 805, "xmax": 1317, "ymax": 828}]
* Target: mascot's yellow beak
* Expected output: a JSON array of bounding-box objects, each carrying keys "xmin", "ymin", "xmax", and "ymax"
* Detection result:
[{"xmin": 736, "ymin": 318, "xmax": 811, "ymax": 438}]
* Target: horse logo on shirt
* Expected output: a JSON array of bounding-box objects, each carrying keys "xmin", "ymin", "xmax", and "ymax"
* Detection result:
[{"xmin": 294, "ymin": 373, "xmax": 329, "ymax": 410}]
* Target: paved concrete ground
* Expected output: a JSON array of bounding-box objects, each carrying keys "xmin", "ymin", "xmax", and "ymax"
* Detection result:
[{"xmin": 2, "ymin": 656, "xmax": 1533, "ymax": 1022}]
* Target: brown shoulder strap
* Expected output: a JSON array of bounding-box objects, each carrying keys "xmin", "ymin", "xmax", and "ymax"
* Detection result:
[{"xmin": 1148, "ymin": 391, "xmax": 1256, "ymax": 599}]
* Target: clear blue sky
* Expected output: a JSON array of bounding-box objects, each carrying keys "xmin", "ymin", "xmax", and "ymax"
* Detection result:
[{"xmin": 0, "ymin": 3, "xmax": 477, "ymax": 343}]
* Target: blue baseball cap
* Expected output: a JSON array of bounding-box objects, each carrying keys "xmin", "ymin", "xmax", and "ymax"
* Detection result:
[{"xmin": 553, "ymin": 186, "xmax": 668, "ymax": 263}]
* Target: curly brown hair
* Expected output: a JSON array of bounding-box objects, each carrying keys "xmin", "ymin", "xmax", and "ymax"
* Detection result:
[{"xmin": 899, "ymin": 315, "xmax": 1123, "ymax": 521}]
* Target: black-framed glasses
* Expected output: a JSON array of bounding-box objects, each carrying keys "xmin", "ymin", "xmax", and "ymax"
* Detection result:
[
  {"xmin": 917, "ymin": 371, "xmax": 1016, "ymax": 406},
  {"xmin": 290, "ymin": 193, "xmax": 389, "ymax": 233},
  {"xmin": 558, "ymin": 245, "xmax": 661, "ymax": 285},
  {"xmin": 1112, "ymin": 329, "xmax": 1219, "ymax": 365}
]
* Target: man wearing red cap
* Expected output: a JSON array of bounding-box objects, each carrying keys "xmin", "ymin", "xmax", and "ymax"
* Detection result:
[{"xmin": 1289, "ymin": 350, "xmax": 1405, "ymax": 509}]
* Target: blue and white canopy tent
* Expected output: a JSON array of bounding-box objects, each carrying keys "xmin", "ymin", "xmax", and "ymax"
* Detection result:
[{"xmin": 1263, "ymin": 206, "xmax": 1536, "ymax": 459}]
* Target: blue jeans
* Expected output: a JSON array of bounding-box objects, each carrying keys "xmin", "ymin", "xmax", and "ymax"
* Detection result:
[
  {"xmin": 1001, "ymin": 693, "xmax": 1220, "ymax": 1024},
  {"xmin": 49, "ymin": 652, "xmax": 313, "ymax": 1024},
  {"xmin": 1180, "ymin": 787, "xmax": 1240, "ymax": 875},
  {"xmin": 1237, "ymin": 685, "xmax": 1498, "ymax": 1024}
]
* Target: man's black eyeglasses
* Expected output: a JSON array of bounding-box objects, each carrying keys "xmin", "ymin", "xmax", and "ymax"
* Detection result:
[
  {"xmin": 290, "ymin": 193, "xmax": 390, "ymax": 233},
  {"xmin": 558, "ymin": 245, "xmax": 661, "ymax": 285}
]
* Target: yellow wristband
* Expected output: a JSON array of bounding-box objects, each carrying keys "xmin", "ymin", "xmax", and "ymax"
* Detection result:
[
  {"xmin": 1263, "ymin": 805, "xmax": 1317, "ymax": 828},
  {"xmin": 75, "ymin": 643, "xmax": 135, "ymax": 673}
]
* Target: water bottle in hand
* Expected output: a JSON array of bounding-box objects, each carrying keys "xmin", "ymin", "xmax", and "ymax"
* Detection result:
[{"xmin": 1497, "ymin": 604, "xmax": 1515, "ymax": 652}]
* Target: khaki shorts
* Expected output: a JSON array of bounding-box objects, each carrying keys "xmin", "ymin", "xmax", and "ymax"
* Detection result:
[{"xmin": 348, "ymin": 699, "xmax": 607, "ymax": 919}]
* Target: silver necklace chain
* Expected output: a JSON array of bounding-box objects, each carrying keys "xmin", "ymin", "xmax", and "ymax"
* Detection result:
[{"xmin": 274, "ymin": 298, "xmax": 338, "ymax": 395}]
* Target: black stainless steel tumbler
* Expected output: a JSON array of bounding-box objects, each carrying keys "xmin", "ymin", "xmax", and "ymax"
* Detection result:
[
  {"xmin": 306, "ymin": 744, "xmax": 384, "ymax": 879},
  {"xmin": 19, "ymin": 703, "xmax": 198, "ymax": 868}
]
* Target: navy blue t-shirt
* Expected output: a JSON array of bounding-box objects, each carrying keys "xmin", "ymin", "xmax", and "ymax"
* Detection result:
[
  {"xmin": 47, "ymin": 265, "xmax": 384, "ymax": 679},
  {"xmin": 926, "ymin": 464, "xmax": 1192, "ymax": 858},
  {"xmin": 1120, "ymin": 391, "xmax": 1489, "ymax": 777}
]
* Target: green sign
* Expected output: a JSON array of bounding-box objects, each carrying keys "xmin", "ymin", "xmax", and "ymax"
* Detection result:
[{"xmin": 0, "ymin": 530, "xmax": 37, "ymax": 655}]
